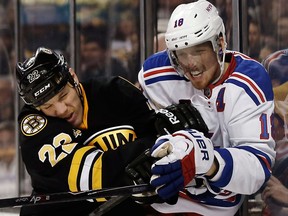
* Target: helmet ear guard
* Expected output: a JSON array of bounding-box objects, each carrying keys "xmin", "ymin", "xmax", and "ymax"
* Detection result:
[{"xmin": 213, "ymin": 34, "xmax": 227, "ymax": 82}]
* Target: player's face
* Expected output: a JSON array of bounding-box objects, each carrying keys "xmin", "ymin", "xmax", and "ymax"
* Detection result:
[
  {"xmin": 38, "ymin": 71, "xmax": 83, "ymax": 128},
  {"xmin": 175, "ymin": 41, "xmax": 220, "ymax": 89}
]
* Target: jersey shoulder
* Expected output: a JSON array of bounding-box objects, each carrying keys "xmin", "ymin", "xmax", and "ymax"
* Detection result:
[
  {"xmin": 83, "ymin": 76, "xmax": 147, "ymax": 107},
  {"xmin": 225, "ymin": 52, "xmax": 274, "ymax": 104},
  {"xmin": 140, "ymin": 51, "xmax": 188, "ymax": 87},
  {"xmin": 18, "ymin": 106, "xmax": 80, "ymax": 150},
  {"xmin": 142, "ymin": 50, "xmax": 172, "ymax": 71}
]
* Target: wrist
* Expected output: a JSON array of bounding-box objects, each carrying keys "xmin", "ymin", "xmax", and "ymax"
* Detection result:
[
  {"xmin": 206, "ymin": 151, "xmax": 225, "ymax": 182},
  {"xmin": 205, "ymin": 157, "xmax": 219, "ymax": 179}
]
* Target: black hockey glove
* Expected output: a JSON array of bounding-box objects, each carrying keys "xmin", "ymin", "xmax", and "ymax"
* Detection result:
[
  {"xmin": 154, "ymin": 99, "xmax": 209, "ymax": 136},
  {"xmin": 125, "ymin": 149, "xmax": 162, "ymax": 204},
  {"xmin": 125, "ymin": 149, "xmax": 154, "ymax": 185},
  {"xmin": 125, "ymin": 149, "xmax": 178, "ymax": 205}
]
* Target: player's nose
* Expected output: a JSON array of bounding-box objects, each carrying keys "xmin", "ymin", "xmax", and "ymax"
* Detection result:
[{"xmin": 53, "ymin": 101, "xmax": 68, "ymax": 117}]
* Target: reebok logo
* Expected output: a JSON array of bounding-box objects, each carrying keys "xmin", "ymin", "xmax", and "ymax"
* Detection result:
[{"xmin": 159, "ymin": 108, "xmax": 180, "ymax": 124}]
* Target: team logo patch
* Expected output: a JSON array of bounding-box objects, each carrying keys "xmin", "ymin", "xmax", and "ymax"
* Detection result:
[{"xmin": 21, "ymin": 114, "xmax": 47, "ymax": 136}]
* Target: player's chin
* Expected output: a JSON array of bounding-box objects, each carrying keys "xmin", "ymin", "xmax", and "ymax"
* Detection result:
[
  {"xmin": 190, "ymin": 79, "xmax": 207, "ymax": 90},
  {"xmin": 67, "ymin": 113, "xmax": 81, "ymax": 127}
]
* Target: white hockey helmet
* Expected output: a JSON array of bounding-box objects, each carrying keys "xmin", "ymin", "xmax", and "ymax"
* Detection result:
[{"xmin": 165, "ymin": 0, "xmax": 227, "ymax": 76}]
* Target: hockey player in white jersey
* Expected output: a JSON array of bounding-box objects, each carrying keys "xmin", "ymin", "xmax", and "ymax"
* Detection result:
[{"xmin": 138, "ymin": 0, "xmax": 276, "ymax": 215}]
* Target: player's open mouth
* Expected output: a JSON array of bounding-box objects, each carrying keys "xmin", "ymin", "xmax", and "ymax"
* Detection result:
[
  {"xmin": 66, "ymin": 113, "xmax": 74, "ymax": 123},
  {"xmin": 190, "ymin": 71, "xmax": 203, "ymax": 77}
]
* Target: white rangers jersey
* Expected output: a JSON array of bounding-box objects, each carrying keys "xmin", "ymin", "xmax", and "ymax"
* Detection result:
[{"xmin": 138, "ymin": 50, "xmax": 276, "ymax": 216}]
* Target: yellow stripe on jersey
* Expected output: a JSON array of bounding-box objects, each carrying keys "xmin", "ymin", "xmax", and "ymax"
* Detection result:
[
  {"xmin": 91, "ymin": 153, "xmax": 107, "ymax": 202},
  {"xmin": 79, "ymin": 84, "xmax": 89, "ymax": 130},
  {"xmin": 68, "ymin": 146, "xmax": 95, "ymax": 192}
]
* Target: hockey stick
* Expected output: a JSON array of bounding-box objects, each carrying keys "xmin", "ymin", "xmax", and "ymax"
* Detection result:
[
  {"xmin": 0, "ymin": 184, "xmax": 153, "ymax": 208},
  {"xmin": 92, "ymin": 195, "xmax": 129, "ymax": 216}
]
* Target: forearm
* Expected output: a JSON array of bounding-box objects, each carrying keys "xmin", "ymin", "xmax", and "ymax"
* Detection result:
[{"xmin": 207, "ymin": 147, "xmax": 272, "ymax": 194}]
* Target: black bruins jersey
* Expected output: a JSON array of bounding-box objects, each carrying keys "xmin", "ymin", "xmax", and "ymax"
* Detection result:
[{"xmin": 19, "ymin": 76, "xmax": 158, "ymax": 216}]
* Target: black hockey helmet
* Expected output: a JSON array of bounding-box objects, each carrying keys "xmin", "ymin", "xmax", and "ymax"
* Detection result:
[{"xmin": 16, "ymin": 47, "xmax": 73, "ymax": 107}]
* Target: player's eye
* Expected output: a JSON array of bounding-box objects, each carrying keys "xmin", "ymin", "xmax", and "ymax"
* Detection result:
[
  {"xmin": 41, "ymin": 104, "xmax": 52, "ymax": 110},
  {"xmin": 60, "ymin": 93, "xmax": 68, "ymax": 99}
]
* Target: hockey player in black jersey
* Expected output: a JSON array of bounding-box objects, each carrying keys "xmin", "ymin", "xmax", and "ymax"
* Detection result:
[{"xmin": 15, "ymin": 47, "xmax": 158, "ymax": 216}]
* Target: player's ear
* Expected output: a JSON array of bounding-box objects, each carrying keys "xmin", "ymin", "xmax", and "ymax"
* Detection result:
[
  {"xmin": 69, "ymin": 67, "xmax": 76, "ymax": 77},
  {"xmin": 218, "ymin": 36, "xmax": 225, "ymax": 49},
  {"xmin": 216, "ymin": 36, "xmax": 226, "ymax": 59}
]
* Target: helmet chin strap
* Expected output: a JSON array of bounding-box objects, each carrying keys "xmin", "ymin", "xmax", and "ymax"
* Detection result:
[
  {"xmin": 212, "ymin": 41, "xmax": 227, "ymax": 84},
  {"xmin": 66, "ymin": 72, "xmax": 84, "ymax": 104},
  {"xmin": 74, "ymin": 81, "xmax": 84, "ymax": 105}
]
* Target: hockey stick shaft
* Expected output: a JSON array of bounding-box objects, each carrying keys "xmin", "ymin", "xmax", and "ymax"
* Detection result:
[{"xmin": 0, "ymin": 184, "xmax": 153, "ymax": 208}]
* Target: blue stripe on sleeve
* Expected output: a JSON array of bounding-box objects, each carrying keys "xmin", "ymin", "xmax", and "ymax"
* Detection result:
[
  {"xmin": 210, "ymin": 148, "xmax": 233, "ymax": 188},
  {"xmin": 236, "ymin": 145, "xmax": 272, "ymax": 182}
]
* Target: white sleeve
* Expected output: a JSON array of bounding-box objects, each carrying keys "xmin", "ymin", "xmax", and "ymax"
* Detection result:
[{"xmin": 209, "ymin": 83, "xmax": 276, "ymax": 194}]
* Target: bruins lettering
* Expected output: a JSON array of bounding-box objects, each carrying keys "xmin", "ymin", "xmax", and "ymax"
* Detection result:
[{"xmin": 84, "ymin": 125, "xmax": 137, "ymax": 151}]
